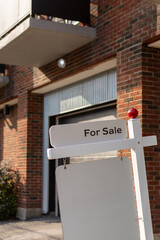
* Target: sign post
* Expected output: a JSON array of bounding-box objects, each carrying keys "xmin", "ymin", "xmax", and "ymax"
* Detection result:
[
  {"xmin": 128, "ymin": 118, "xmax": 153, "ymax": 240},
  {"xmin": 47, "ymin": 109, "xmax": 157, "ymax": 240}
]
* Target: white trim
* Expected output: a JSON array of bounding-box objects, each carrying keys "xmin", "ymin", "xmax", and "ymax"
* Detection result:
[
  {"xmin": 0, "ymin": 98, "xmax": 18, "ymax": 110},
  {"xmin": 32, "ymin": 58, "xmax": 117, "ymax": 94},
  {"xmin": 47, "ymin": 136, "xmax": 157, "ymax": 159},
  {"xmin": 42, "ymin": 106, "xmax": 49, "ymax": 214}
]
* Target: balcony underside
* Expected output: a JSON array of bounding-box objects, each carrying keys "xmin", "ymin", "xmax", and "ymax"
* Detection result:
[{"xmin": 0, "ymin": 17, "xmax": 96, "ymax": 67}]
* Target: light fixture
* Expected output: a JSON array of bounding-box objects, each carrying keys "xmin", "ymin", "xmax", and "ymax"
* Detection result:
[{"xmin": 57, "ymin": 58, "xmax": 66, "ymax": 68}]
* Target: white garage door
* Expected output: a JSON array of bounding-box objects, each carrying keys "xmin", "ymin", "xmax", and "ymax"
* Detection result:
[{"xmin": 58, "ymin": 104, "xmax": 117, "ymax": 164}]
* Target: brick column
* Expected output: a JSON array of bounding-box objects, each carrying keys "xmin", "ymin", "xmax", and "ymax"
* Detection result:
[
  {"xmin": 117, "ymin": 43, "xmax": 143, "ymax": 121},
  {"xmin": 16, "ymin": 92, "xmax": 43, "ymax": 220},
  {"xmin": 142, "ymin": 46, "xmax": 160, "ymax": 234},
  {"xmin": 117, "ymin": 44, "xmax": 160, "ymax": 234}
]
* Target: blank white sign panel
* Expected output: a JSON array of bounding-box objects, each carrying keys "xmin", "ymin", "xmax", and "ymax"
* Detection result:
[{"xmin": 56, "ymin": 157, "xmax": 140, "ymax": 240}]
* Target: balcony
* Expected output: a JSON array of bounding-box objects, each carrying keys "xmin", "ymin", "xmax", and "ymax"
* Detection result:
[{"xmin": 0, "ymin": 0, "xmax": 96, "ymax": 67}]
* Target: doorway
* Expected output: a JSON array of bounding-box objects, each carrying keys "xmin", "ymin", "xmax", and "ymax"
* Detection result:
[{"xmin": 48, "ymin": 102, "xmax": 117, "ymax": 214}]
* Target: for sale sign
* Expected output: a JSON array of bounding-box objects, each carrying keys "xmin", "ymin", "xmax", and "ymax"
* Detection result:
[
  {"xmin": 48, "ymin": 116, "xmax": 157, "ymax": 240},
  {"xmin": 49, "ymin": 119, "xmax": 127, "ymax": 147}
]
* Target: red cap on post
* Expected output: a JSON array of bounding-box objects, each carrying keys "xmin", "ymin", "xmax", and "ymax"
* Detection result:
[{"xmin": 127, "ymin": 108, "xmax": 138, "ymax": 119}]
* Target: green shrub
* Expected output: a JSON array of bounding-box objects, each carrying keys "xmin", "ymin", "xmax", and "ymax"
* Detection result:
[{"xmin": 0, "ymin": 160, "xmax": 18, "ymax": 220}]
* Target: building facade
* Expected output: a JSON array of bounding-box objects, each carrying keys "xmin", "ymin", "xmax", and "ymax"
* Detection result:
[{"xmin": 0, "ymin": 0, "xmax": 160, "ymax": 237}]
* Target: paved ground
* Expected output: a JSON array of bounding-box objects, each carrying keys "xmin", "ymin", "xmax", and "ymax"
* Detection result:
[
  {"xmin": 155, "ymin": 235, "xmax": 160, "ymax": 240},
  {"xmin": 0, "ymin": 216, "xmax": 160, "ymax": 240},
  {"xmin": 0, "ymin": 216, "xmax": 63, "ymax": 240}
]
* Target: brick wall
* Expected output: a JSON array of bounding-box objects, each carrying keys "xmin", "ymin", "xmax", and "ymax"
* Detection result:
[
  {"xmin": 0, "ymin": 105, "xmax": 17, "ymax": 163},
  {"xmin": 38, "ymin": 0, "xmax": 157, "ymax": 87},
  {"xmin": 0, "ymin": 0, "xmax": 157, "ymax": 101}
]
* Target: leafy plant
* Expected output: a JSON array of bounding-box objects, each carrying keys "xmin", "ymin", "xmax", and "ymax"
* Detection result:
[{"xmin": 0, "ymin": 160, "xmax": 18, "ymax": 220}]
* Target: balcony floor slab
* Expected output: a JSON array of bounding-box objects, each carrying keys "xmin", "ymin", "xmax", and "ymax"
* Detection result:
[{"xmin": 0, "ymin": 17, "xmax": 96, "ymax": 67}]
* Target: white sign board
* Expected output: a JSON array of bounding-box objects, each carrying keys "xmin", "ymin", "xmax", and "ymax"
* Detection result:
[
  {"xmin": 49, "ymin": 119, "xmax": 127, "ymax": 147},
  {"xmin": 56, "ymin": 157, "xmax": 140, "ymax": 240}
]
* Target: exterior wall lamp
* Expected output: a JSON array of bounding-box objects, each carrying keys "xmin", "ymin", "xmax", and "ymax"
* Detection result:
[{"xmin": 57, "ymin": 58, "xmax": 66, "ymax": 68}]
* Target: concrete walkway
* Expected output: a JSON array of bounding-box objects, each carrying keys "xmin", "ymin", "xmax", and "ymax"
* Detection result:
[
  {"xmin": 0, "ymin": 216, "xmax": 63, "ymax": 240},
  {"xmin": 0, "ymin": 216, "xmax": 160, "ymax": 240}
]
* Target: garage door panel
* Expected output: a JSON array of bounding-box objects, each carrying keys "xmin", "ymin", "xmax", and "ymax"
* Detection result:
[{"xmin": 59, "ymin": 105, "xmax": 117, "ymax": 164}]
